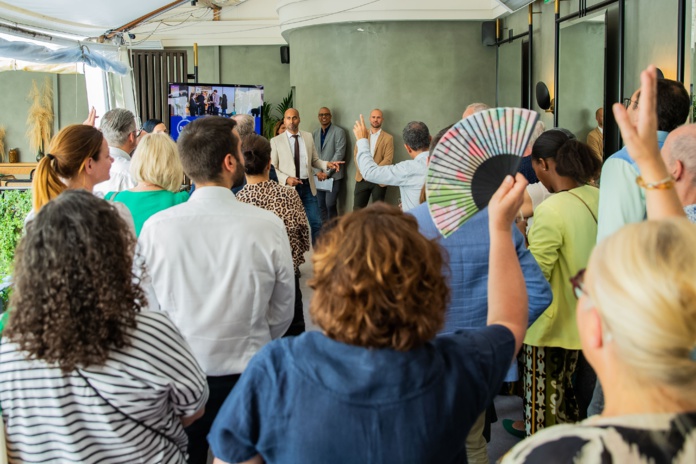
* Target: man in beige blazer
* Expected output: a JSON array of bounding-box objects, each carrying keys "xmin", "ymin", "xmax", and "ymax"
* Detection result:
[
  {"xmin": 271, "ymin": 108, "xmax": 343, "ymax": 245},
  {"xmin": 586, "ymin": 107, "xmax": 604, "ymax": 160},
  {"xmin": 353, "ymin": 108, "xmax": 394, "ymax": 210}
]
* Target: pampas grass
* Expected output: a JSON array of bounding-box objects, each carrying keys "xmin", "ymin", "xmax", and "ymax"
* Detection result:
[
  {"xmin": 26, "ymin": 78, "xmax": 54, "ymax": 157},
  {"xmin": 0, "ymin": 126, "xmax": 5, "ymax": 163}
]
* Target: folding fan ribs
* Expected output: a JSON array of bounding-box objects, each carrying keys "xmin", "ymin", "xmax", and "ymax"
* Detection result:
[{"xmin": 426, "ymin": 107, "xmax": 539, "ymax": 238}]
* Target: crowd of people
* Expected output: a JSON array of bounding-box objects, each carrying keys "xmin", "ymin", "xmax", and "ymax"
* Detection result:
[
  {"xmin": 0, "ymin": 64, "xmax": 694, "ymax": 464},
  {"xmin": 188, "ymin": 90, "xmax": 230, "ymax": 117}
]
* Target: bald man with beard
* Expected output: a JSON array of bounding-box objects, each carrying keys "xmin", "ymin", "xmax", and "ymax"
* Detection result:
[
  {"xmin": 586, "ymin": 108, "xmax": 604, "ymax": 160},
  {"xmin": 353, "ymin": 109, "xmax": 394, "ymax": 210}
]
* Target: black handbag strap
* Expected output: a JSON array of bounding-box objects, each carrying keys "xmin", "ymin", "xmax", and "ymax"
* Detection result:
[
  {"xmin": 76, "ymin": 369, "xmax": 185, "ymax": 456},
  {"xmin": 566, "ymin": 190, "xmax": 598, "ymax": 224}
]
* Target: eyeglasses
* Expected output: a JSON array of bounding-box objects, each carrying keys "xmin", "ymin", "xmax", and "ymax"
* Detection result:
[
  {"xmin": 622, "ymin": 98, "xmax": 638, "ymax": 110},
  {"xmin": 318, "ymin": 113, "xmax": 331, "ymax": 117},
  {"xmin": 569, "ymin": 268, "xmax": 586, "ymax": 299},
  {"xmin": 570, "ymin": 268, "xmax": 615, "ymax": 342},
  {"xmin": 133, "ymin": 128, "xmax": 143, "ymax": 138}
]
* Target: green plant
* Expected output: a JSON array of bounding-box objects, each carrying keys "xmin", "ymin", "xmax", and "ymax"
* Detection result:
[
  {"xmin": 262, "ymin": 91, "xmax": 293, "ymax": 139},
  {"xmin": 0, "ymin": 189, "xmax": 31, "ymax": 311},
  {"xmin": 0, "ymin": 189, "xmax": 32, "ymax": 280},
  {"xmin": 261, "ymin": 101, "xmax": 275, "ymax": 140}
]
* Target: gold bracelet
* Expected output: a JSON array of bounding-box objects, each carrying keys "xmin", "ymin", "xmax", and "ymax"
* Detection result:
[{"xmin": 635, "ymin": 175, "xmax": 675, "ymax": 190}]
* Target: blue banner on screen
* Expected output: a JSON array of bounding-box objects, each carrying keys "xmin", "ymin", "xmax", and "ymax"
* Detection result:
[{"xmin": 168, "ymin": 83, "xmax": 264, "ymax": 141}]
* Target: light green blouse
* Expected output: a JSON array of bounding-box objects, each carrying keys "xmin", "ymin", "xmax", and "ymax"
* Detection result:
[
  {"xmin": 525, "ymin": 184, "xmax": 599, "ymax": 349},
  {"xmin": 105, "ymin": 190, "xmax": 189, "ymax": 237}
]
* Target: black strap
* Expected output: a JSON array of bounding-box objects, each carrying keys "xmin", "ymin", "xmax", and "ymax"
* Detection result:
[
  {"xmin": 76, "ymin": 369, "xmax": 185, "ymax": 457},
  {"xmin": 566, "ymin": 190, "xmax": 598, "ymax": 224}
]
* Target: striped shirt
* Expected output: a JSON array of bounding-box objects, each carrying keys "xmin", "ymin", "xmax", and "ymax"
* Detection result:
[{"xmin": 0, "ymin": 311, "xmax": 208, "ymax": 463}]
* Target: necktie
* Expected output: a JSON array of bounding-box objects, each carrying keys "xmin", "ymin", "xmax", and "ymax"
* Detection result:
[{"xmin": 292, "ymin": 134, "xmax": 300, "ymax": 179}]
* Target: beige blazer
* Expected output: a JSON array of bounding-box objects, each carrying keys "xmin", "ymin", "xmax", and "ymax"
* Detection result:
[
  {"xmin": 586, "ymin": 127, "xmax": 603, "ymax": 160},
  {"xmin": 271, "ymin": 130, "xmax": 328, "ymax": 196},
  {"xmin": 354, "ymin": 130, "xmax": 394, "ymax": 184}
]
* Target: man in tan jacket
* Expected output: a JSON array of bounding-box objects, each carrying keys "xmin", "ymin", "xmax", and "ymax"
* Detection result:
[
  {"xmin": 353, "ymin": 109, "xmax": 394, "ymax": 210},
  {"xmin": 586, "ymin": 107, "xmax": 604, "ymax": 160}
]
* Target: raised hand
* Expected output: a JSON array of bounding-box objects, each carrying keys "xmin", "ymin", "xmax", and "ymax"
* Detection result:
[
  {"xmin": 83, "ymin": 107, "xmax": 98, "ymax": 127},
  {"xmin": 613, "ymin": 65, "xmax": 685, "ymax": 219},
  {"xmin": 612, "ymin": 65, "xmax": 660, "ymax": 169},
  {"xmin": 488, "ymin": 174, "xmax": 528, "ymax": 234},
  {"xmin": 353, "ymin": 114, "xmax": 370, "ymax": 141}
]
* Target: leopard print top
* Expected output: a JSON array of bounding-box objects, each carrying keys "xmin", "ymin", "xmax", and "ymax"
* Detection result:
[{"xmin": 236, "ymin": 180, "xmax": 310, "ymax": 273}]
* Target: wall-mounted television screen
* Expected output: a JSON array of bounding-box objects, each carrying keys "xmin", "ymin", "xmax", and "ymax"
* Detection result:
[{"xmin": 168, "ymin": 83, "xmax": 264, "ymax": 141}]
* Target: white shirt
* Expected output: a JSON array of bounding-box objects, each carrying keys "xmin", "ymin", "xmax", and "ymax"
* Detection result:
[
  {"xmin": 286, "ymin": 131, "xmax": 309, "ymax": 179},
  {"xmin": 93, "ymin": 147, "xmax": 137, "ymax": 197},
  {"xmin": 525, "ymin": 181, "xmax": 553, "ymax": 232},
  {"xmin": 355, "ymin": 138, "xmax": 428, "ymax": 211},
  {"xmin": 138, "ymin": 186, "xmax": 294, "ymax": 376},
  {"xmin": 370, "ymin": 129, "xmax": 382, "ymax": 155}
]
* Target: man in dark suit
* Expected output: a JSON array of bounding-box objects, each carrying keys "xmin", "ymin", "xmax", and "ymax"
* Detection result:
[
  {"xmin": 196, "ymin": 92, "xmax": 206, "ymax": 116},
  {"xmin": 189, "ymin": 93, "xmax": 198, "ymax": 117},
  {"xmin": 312, "ymin": 107, "xmax": 346, "ymax": 222}
]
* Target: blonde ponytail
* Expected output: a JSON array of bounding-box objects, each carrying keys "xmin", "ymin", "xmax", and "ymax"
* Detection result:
[{"xmin": 32, "ymin": 155, "xmax": 66, "ymax": 212}]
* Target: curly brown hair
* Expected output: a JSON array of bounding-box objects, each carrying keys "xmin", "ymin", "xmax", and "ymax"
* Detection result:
[
  {"xmin": 4, "ymin": 190, "xmax": 146, "ymax": 372},
  {"xmin": 309, "ymin": 203, "xmax": 449, "ymax": 351}
]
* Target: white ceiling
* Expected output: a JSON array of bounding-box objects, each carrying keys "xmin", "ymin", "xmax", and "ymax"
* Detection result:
[
  {"xmin": 0, "ymin": 0, "xmax": 512, "ymax": 46},
  {"xmin": 0, "ymin": 0, "xmax": 181, "ymax": 39}
]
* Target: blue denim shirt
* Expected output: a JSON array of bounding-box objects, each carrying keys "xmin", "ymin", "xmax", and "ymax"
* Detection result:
[
  {"xmin": 209, "ymin": 326, "xmax": 515, "ymax": 463},
  {"xmin": 409, "ymin": 203, "xmax": 552, "ymax": 332}
]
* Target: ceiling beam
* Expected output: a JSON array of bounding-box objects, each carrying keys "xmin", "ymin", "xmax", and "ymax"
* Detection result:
[{"xmin": 102, "ymin": 0, "xmax": 190, "ymax": 40}]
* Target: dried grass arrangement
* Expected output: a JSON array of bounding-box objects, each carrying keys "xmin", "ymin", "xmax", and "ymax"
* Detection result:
[
  {"xmin": 26, "ymin": 78, "xmax": 54, "ymax": 158},
  {"xmin": 0, "ymin": 126, "xmax": 5, "ymax": 163}
]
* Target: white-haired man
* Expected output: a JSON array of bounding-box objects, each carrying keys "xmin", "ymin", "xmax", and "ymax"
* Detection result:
[{"xmin": 93, "ymin": 108, "xmax": 139, "ymax": 196}]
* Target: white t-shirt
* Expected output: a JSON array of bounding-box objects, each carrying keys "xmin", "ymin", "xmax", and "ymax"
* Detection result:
[
  {"xmin": 93, "ymin": 147, "xmax": 137, "ymax": 197},
  {"xmin": 0, "ymin": 311, "xmax": 208, "ymax": 464}
]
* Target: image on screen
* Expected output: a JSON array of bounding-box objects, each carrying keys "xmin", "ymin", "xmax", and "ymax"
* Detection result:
[{"xmin": 168, "ymin": 83, "xmax": 264, "ymax": 141}]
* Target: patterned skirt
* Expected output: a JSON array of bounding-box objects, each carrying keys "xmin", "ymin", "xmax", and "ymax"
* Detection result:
[{"xmin": 522, "ymin": 344, "xmax": 580, "ymax": 436}]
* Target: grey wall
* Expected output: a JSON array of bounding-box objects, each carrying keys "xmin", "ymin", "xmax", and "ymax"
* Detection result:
[
  {"xmin": 623, "ymin": 0, "xmax": 681, "ymax": 91},
  {"xmin": 499, "ymin": 0, "xmax": 689, "ymax": 134},
  {"xmin": 500, "ymin": 0, "xmax": 566, "ymax": 130},
  {"xmin": 287, "ymin": 21, "xmax": 497, "ymax": 211},
  {"xmin": 0, "ymin": 72, "xmax": 87, "ymax": 163},
  {"xmin": 178, "ymin": 45, "xmax": 291, "ymax": 112},
  {"xmin": 497, "ymin": 40, "xmax": 523, "ymax": 107},
  {"xmin": 558, "ymin": 21, "xmax": 605, "ymax": 141}
]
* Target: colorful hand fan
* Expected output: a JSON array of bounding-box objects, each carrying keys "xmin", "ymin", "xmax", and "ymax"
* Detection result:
[{"xmin": 426, "ymin": 107, "xmax": 539, "ymax": 238}]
